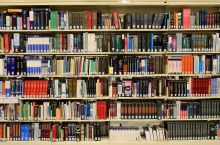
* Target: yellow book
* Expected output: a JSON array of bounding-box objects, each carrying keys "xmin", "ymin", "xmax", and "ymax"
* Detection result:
[
  {"xmin": 0, "ymin": 36, "xmax": 4, "ymax": 52},
  {"xmin": 7, "ymin": 9, "xmax": 22, "ymax": 13}
]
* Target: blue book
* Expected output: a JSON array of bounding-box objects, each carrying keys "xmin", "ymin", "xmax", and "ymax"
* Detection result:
[
  {"xmin": 199, "ymin": 59, "xmax": 203, "ymax": 74},
  {"xmin": 135, "ymin": 58, "xmax": 138, "ymax": 73},
  {"xmin": 136, "ymin": 80, "xmax": 140, "ymax": 97},
  {"xmin": 6, "ymin": 57, "xmax": 11, "ymax": 75},
  {"xmin": 0, "ymin": 13, "xmax": 2, "ymax": 29},
  {"xmin": 188, "ymin": 103, "xmax": 194, "ymax": 119},
  {"xmin": 5, "ymin": 80, "xmax": 11, "ymax": 97},
  {"xmin": 89, "ymin": 104, "xmax": 95, "ymax": 119},
  {"xmin": 129, "ymin": 36, "xmax": 132, "ymax": 52},
  {"xmin": 37, "ymin": 12, "xmax": 40, "ymax": 30},
  {"xmin": 25, "ymin": 124, "xmax": 30, "ymax": 141},
  {"xmin": 81, "ymin": 104, "xmax": 85, "ymax": 120},
  {"xmin": 147, "ymin": 58, "xmax": 150, "ymax": 74},
  {"xmin": 150, "ymin": 33, "xmax": 154, "ymax": 52},
  {"xmin": 17, "ymin": 17, "xmax": 20, "ymax": 30},
  {"xmin": 60, "ymin": 11, "xmax": 65, "ymax": 29},
  {"xmin": 21, "ymin": 124, "xmax": 25, "ymax": 141},
  {"xmin": 86, "ymin": 104, "xmax": 90, "ymax": 119}
]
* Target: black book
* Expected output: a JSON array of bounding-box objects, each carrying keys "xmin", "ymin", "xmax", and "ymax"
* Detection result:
[
  {"xmin": 111, "ymin": 34, "xmax": 116, "ymax": 52},
  {"xmin": 156, "ymin": 13, "xmax": 165, "ymax": 29},
  {"xmin": 139, "ymin": 13, "xmax": 144, "ymax": 29},
  {"xmin": 152, "ymin": 13, "xmax": 159, "ymax": 29},
  {"xmin": 148, "ymin": 13, "xmax": 154, "ymax": 29},
  {"xmin": 79, "ymin": 12, "xmax": 83, "ymax": 29},
  {"xmin": 45, "ymin": 9, "xmax": 50, "ymax": 29},
  {"xmin": 135, "ymin": 13, "xmax": 140, "ymax": 29},
  {"xmin": 2, "ymin": 11, "xmax": 6, "ymax": 29},
  {"xmin": 68, "ymin": 12, "xmax": 73, "ymax": 29},
  {"xmin": 11, "ymin": 14, "xmax": 17, "ymax": 30},
  {"xmin": 16, "ymin": 57, "xmax": 20, "ymax": 75},
  {"xmin": 143, "ymin": 13, "xmax": 148, "ymax": 29},
  {"xmin": 124, "ymin": 14, "xmax": 131, "ymax": 29},
  {"xmin": 33, "ymin": 11, "xmax": 37, "ymax": 29},
  {"xmin": 22, "ymin": 10, "xmax": 28, "ymax": 29},
  {"xmin": 40, "ymin": 11, "xmax": 44, "ymax": 29},
  {"xmin": 138, "ymin": 34, "xmax": 142, "ymax": 52},
  {"xmin": 97, "ymin": 11, "xmax": 102, "ymax": 29},
  {"xmin": 131, "ymin": 13, "xmax": 136, "ymax": 29}
]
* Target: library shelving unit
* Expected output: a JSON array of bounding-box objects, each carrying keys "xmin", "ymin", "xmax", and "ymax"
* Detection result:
[{"xmin": 0, "ymin": 0, "xmax": 220, "ymax": 145}]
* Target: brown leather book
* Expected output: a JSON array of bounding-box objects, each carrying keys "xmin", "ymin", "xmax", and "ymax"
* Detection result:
[
  {"xmin": 68, "ymin": 79, "xmax": 73, "ymax": 98},
  {"xmin": 73, "ymin": 79, "xmax": 77, "ymax": 97}
]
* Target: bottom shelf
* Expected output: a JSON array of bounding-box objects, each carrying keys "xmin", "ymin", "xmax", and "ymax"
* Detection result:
[{"xmin": 1, "ymin": 140, "xmax": 220, "ymax": 145}]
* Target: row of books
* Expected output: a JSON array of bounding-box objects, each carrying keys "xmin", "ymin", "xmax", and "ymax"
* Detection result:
[
  {"xmin": 110, "ymin": 78, "xmax": 163, "ymax": 97},
  {"xmin": 170, "ymin": 9, "xmax": 220, "ymax": 29},
  {"xmin": 3, "ymin": 55, "xmax": 220, "ymax": 76},
  {"xmin": 1, "ymin": 8, "xmax": 220, "ymax": 30},
  {"xmin": 167, "ymin": 77, "xmax": 219, "ymax": 97},
  {"xmin": 109, "ymin": 56, "xmax": 164, "ymax": 75},
  {"xmin": 0, "ymin": 9, "xmax": 168, "ymax": 30},
  {"xmin": 110, "ymin": 122, "xmax": 220, "ymax": 142},
  {"xmin": 4, "ymin": 55, "xmax": 220, "ymax": 76},
  {"xmin": 167, "ymin": 33, "xmax": 220, "ymax": 52},
  {"xmin": 22, "ymin": 101, "xmax": 107, "ymax": 121},
  {"xmin": 166, "ymin": 121, "xmax": 220, "ymax": 140},
  {"xmin": 0, "ymin": 78, "xmax": 109, "ymax": 98},
  {"xmin": 167, "ymin": 55, "xmax": 220, "ymax": 74},
  {"xmin": 0, "ymin": 56, "xmax": 108, "ymax": 76},
  {"xmin": 109, "ymin": 100, "xmax": 220, "ymax": 119},
  {"xmin": 0, "ymin": 101, "xmax": 107, "ymax": 121},
  {"xmin": 3, "ymin": 99, "xmax": 220, "ymax": 121},
  {"xmin": 1, "ymin": 76, "xmax": 220, "ymax": 99},
  {"xmin": 0, "ymin": 122, "xmax": 107, "ymax": 141},
  {"xmin": 1, "ymin": 32, "xmax": 220, "ymax": 53},
  {"xmin": 0, "ymin": 33, "xmax": 109, "ymax": 53},
  {"xmin": 144, "ymin": 125, "xmax": 166, "ymax": 141}
]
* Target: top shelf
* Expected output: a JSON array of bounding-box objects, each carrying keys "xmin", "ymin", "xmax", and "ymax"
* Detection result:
[
  {"xmin": 0, "ymin": 0, "xmax": 220, "ymax": 6},
  {"xmin": 0, "ymin": 29, "xmax": 219, "ymax": 33}
]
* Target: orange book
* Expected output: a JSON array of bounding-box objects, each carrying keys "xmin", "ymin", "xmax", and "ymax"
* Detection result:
[
  {"xmin": 181, "ymin": 56, "xmax": 185, "ymax": 74},
  {"xmin": 112, "ymin": 12, "xmax": 119, "ymax": 29},
  {"xmin": 185, "ymin": 56, "xmax": 189, "ymax": 74},
  {"xmin": 2, "ymin": 82, "xmax": 5, "ymax": 97},
  {"xmin": 56, "ymin": 107, "xmax": 61, "ymax": 120},
  {"xmin": 3, "ymin": 33, "xmax": 9, "ymax": 53},
  {"xmin": 183, "ymin": 9, "xmax": 191, "ymax": 29},
  {"xmin": 190, "ymin": 56, "xmax": 194, "ymax": 74}
]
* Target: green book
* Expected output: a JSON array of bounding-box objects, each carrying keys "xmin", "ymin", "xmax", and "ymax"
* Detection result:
[{"xmin": 56, "ymin": 34, "xmax": 60, "ymax": 51}]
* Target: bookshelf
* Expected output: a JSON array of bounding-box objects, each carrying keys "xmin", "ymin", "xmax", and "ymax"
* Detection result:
[{"xmin": 0, "ymin": 0, "xmax": 219, "ymax": 144}]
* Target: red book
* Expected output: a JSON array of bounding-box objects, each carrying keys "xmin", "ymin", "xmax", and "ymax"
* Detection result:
[
  {"xmin": 52, "ymin": 124, "xmax": 57, "ymax": 141},
  {"xmin": 124, "ymin": 36, "xmax": 128, "ymax": 52},
  {"xmin": 87, "ymin": 11, "xmax": 92, "ymax": 29},
  {"xmin": 59, "ymin": 34, "xmax": 63, "ymax": 52},
  {"xmin": 35, "ymin": 81, "xmax": 39, "ymax": 97},
  {"xmin": 102, "ymin": 101, "xmax": 107, "ymax": 119},
  {"xmin": 33, "ymin": 81, "xmax": 36, "ymax": 97},
  {"xmin": 39, "ymin": 81, "xmax": 42, "ymax": 97},
  {"xmin": 191, "ymin": 78, "xmax": 194, "ymax": 95},
  {"xmin": 97, "ymin": 101, "xmax": 107, "ymax": 119},
  {"xmin": 183, "ymin": 9, "xmax": 191, "ymax": 29},
  {"xmin": 44, "ymin": 80, "xmax": 48, "ymax": 97},
  {"xmin": 4, "ymin": 33, "xmax": 10, "ymax": 53},
  {"xmin": 172, "ymin": 36, "xmax": 177, "ymax": 52},
  {"xmin": 112, "ymin": 12, "xmax": 119, "ymax": 29},
  {"xmin": 26, "ymin": 81, "xmax": 30, "ymax": 97},
  {"xmin": 30, "ymin": 81, "xmax": 34, "ymax": 97},
  {"xmin": 0, "ymin": 124, "xmax": 2, "ymax": 140}
]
